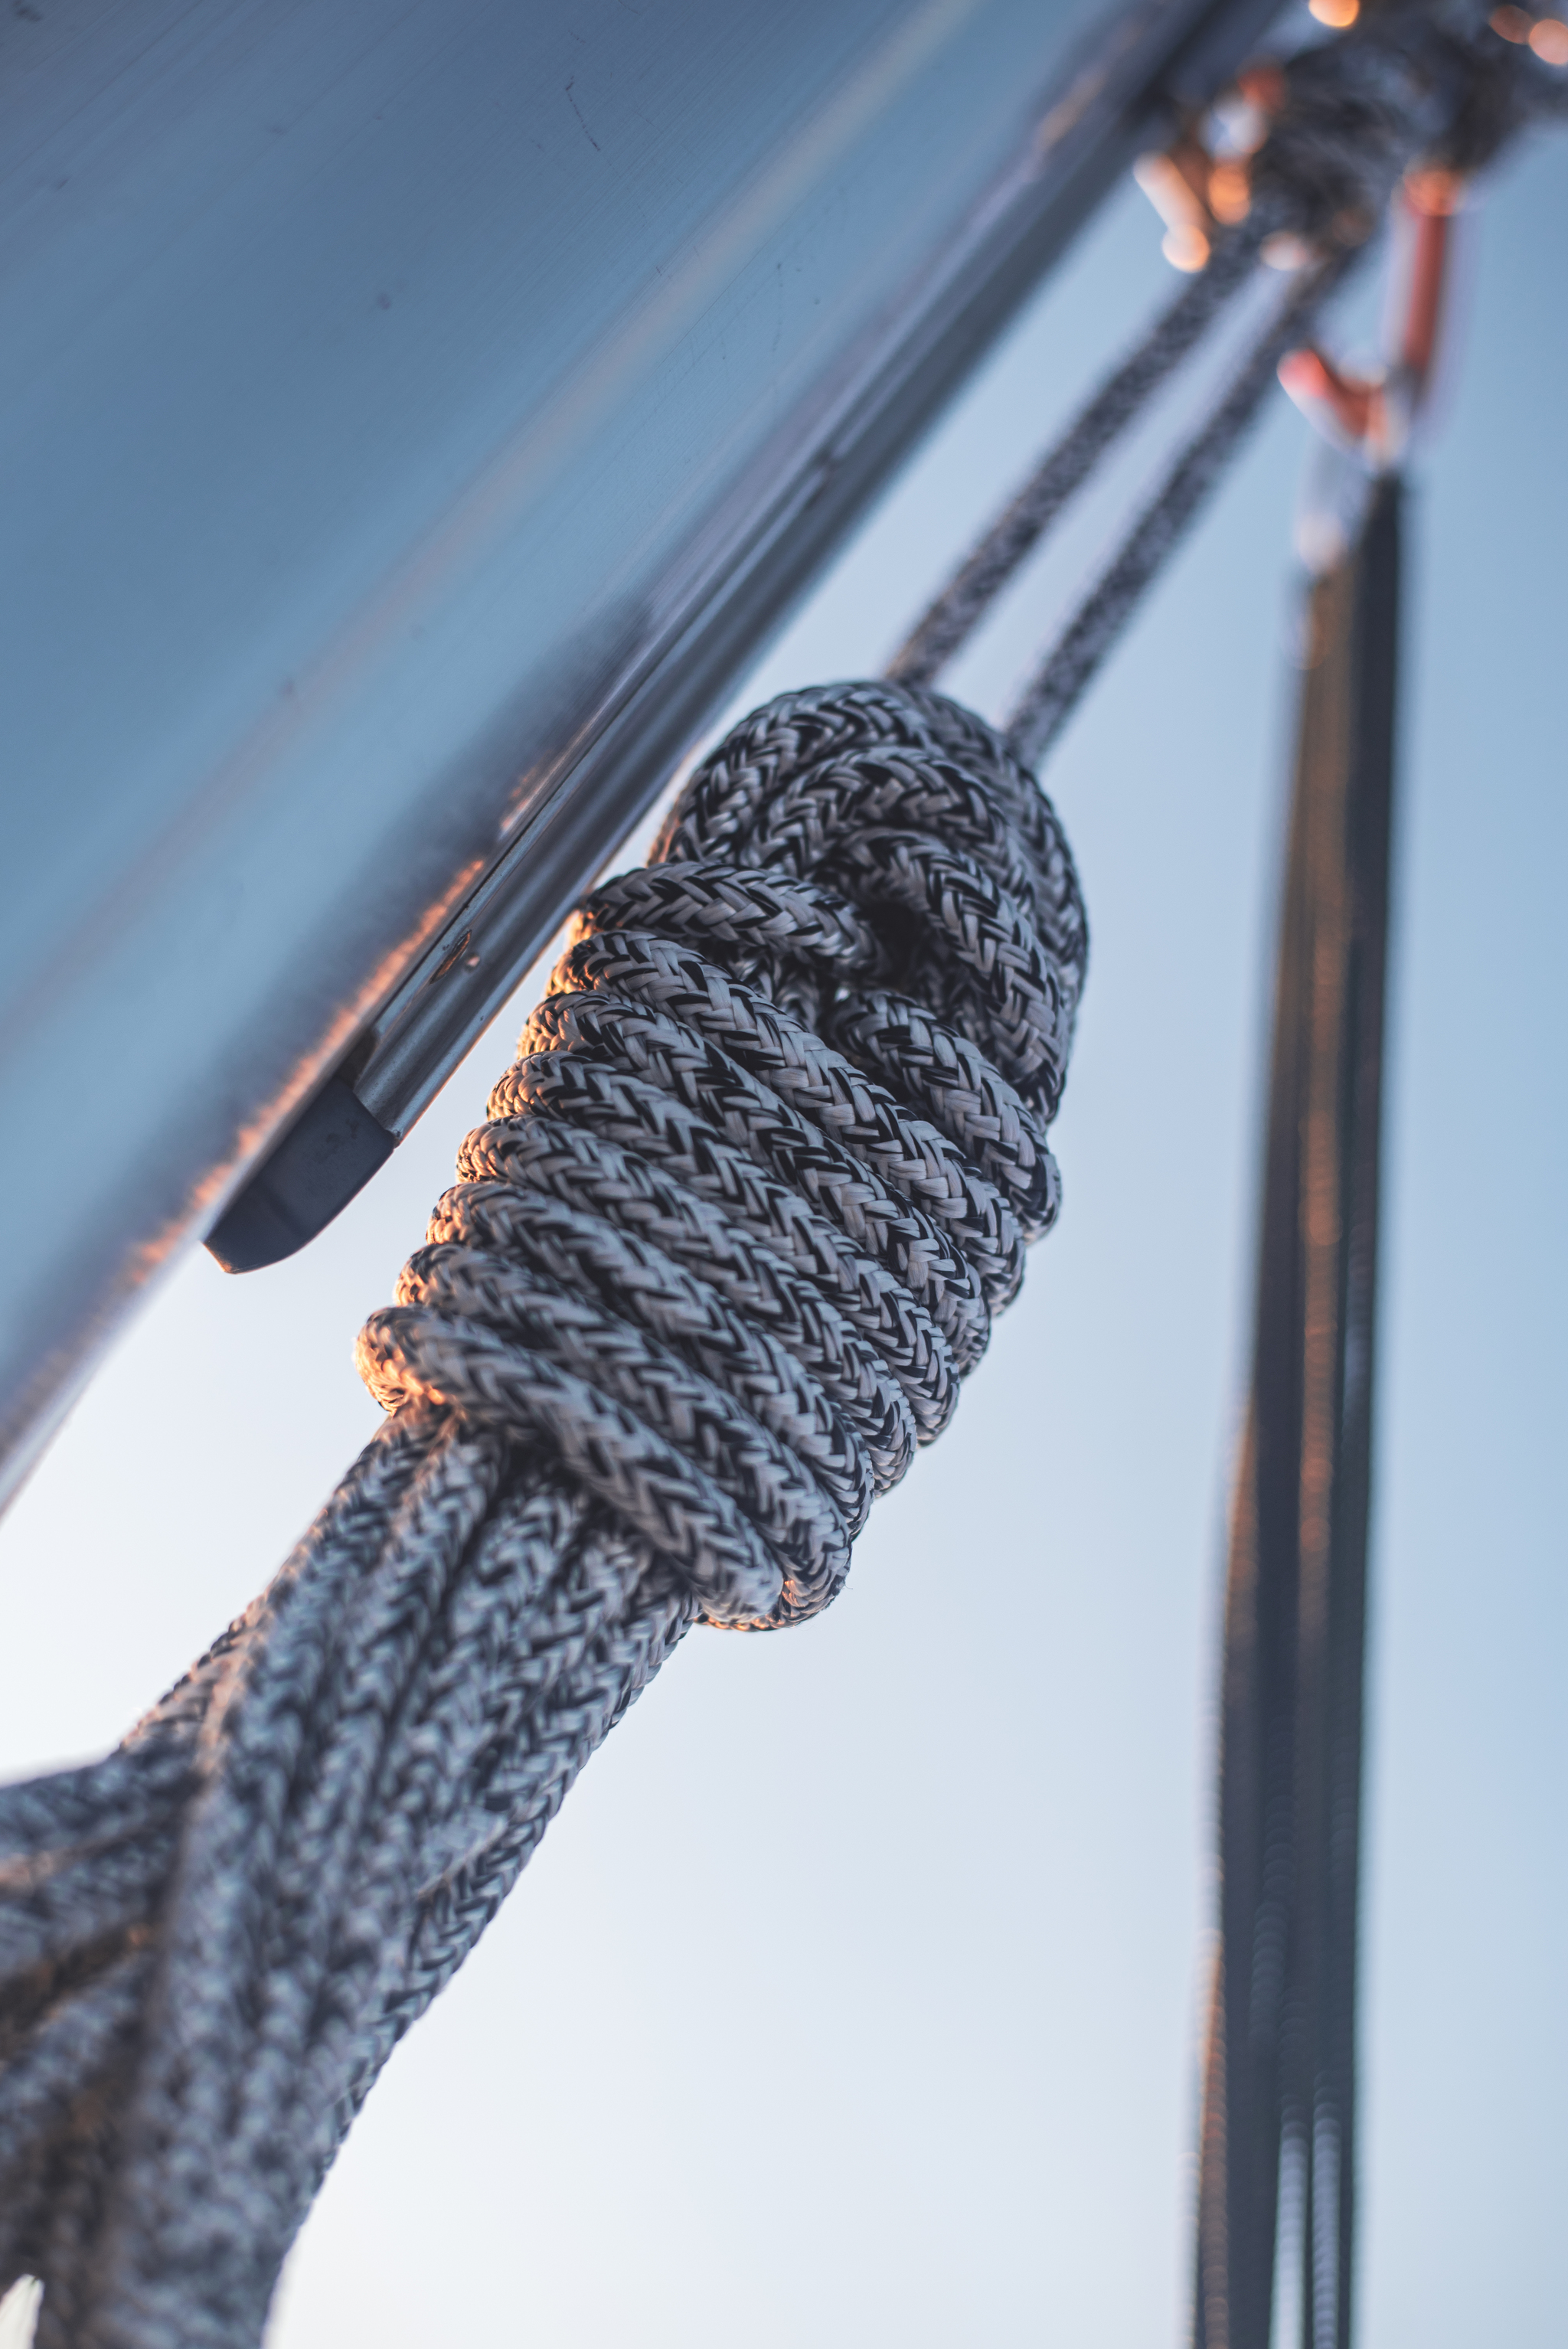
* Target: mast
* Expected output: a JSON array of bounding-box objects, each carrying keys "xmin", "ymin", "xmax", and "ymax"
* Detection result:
[{"xmin": 0, "ymin": 0, "xmax": 1275, "ymax": 1509}]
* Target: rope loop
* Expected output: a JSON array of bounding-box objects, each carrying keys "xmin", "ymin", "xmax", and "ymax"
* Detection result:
[{"xmin": 358, "ymin": 681, "xmax": 1086, "ymax": 1631}]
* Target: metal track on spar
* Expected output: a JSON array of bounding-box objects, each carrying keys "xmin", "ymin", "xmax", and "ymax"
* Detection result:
[{"xmin": 0, "ymin": 0, "xmax": 1280, "ymax": 1511}]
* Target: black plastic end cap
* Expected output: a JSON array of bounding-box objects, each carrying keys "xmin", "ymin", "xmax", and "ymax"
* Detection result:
[{"xmin": 205, "ymin": 1075, "xmax": 397, "ymax": 1273}]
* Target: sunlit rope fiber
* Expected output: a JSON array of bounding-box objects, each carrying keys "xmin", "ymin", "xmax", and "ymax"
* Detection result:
[
  {"xmin": 3, "ymin": 11, "xmax": 1564, "ymax": 2343},
  {"xmin": 0, "ymin": 683, "xmax": 1085, "ymax": 2348}
]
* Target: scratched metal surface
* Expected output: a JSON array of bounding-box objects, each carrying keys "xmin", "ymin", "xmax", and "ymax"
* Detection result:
[{"xmin": 0, "ymin": 0, "xmax": 1261, "ymax": 1503}]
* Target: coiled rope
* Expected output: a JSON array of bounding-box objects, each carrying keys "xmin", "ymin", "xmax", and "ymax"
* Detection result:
[
  {"xmin": 0, "ymin": 684, "xmax": 1084, "ymax": 2347},
  {"xmin": 2, "ymin": 9, "xmax": 1563, "ymax": 2343}
]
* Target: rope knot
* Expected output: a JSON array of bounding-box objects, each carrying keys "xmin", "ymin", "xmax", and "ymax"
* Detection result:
[{"xmin": 358, "ymin": 683, "xmax": 1086, "ymax": 1630}]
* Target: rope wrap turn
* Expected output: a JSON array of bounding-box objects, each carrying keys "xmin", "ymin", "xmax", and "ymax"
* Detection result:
[
  {"xmin": 0, "ymin": 680, "xmax": 1083, "ymax": 2347},
  {"xmin": 359, "ymin": 681, "xmax": 1083, "ymax": 1631}
]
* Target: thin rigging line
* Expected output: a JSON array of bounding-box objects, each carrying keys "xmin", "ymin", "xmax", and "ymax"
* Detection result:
[
  {"xmin": 1004, "ymin": 250, "xmax": 1352, "ymax": 767},
  {"xmin": 885, "ymin": 221, "xmax": 1266, "ymax": 690}
]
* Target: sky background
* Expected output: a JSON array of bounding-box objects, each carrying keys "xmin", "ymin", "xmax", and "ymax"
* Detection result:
[{"xmin": 1, "ymin": 100, "xmax": 1564, "ymax": 2349}]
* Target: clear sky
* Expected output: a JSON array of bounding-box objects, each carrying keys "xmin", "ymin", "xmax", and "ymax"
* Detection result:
[{"xmin": 1, "ymin": 109, "xmax": 1563, "ymax": 2349}]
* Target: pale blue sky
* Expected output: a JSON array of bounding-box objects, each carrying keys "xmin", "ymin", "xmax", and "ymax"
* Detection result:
[{"xmin": 2, "ymin": 119, "xmax": 1564, "ymax": 2349}]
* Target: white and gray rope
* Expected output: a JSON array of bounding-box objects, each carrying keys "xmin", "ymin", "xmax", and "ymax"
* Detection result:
[
  {"xmin": 3, "ymin": 11, "xmax": 1562, "ymax": 2341},
  {"xmin": 1002, "ymin": 247, "xmax": 1351, "ymax": 765},
  {"xmin": 901, "ymin": 2, "xmax": 1568, "ymax": 761},
  {"xmin": 0, "ymin": 682, "xmax": 1085, "ymax": 2347}
]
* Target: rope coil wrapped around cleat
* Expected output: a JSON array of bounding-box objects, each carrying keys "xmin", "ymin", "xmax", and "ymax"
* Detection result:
[{"xmin": 0, "ymin": 680, "xmax": 1084, "ymax": 2347}]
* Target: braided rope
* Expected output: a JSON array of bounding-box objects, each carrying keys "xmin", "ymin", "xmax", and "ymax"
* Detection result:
[
  {"xmin": 903, "ymin": 3, "xmax": 1568, "ymax": 760},
  {"xmin": 882, "ymin": 5, "xmax": 1467, "ymax": 701},
  {"xmin": 999, "ymin": 0, "xmax": 1568, "ymax": 764},
  {"xmin": 5, "ymin": 19, "xmax": 1562, "ymax": 2340},
  {"xmin": 885, "ymin": 224, "xmax": 1269, "ymax": 690},
  {"xmin": 0, "ymin": 682, "xmax": 1085, "ymax": 2347},
  {"xmin": 1003, "ymin": 249, "xmax": 1351, "ymax": 766}
]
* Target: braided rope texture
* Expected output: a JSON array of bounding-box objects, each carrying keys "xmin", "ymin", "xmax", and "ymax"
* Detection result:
[
  {"xmin": 0, "ymin": 682, "xmax": 1086, "ymax": 2347},
  {"xmin": 877, "ymin": 5, "xmax": 1568, "ymax": 771},
  {"xmin": 884, "ymin": 225, "xmax": 1269, "ymax": 691},
  {"xmin": 1001, "ymin": 2, "xmax": 1568, "ymax": 765},
  {"xmin": 1002, "ymin": 250, "xmax": 1350, "ymax": 766}
]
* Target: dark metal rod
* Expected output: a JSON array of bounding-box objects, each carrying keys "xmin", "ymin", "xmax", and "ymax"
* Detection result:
[{"xmin": 1194, "ymin": 476, "xmax": 1400, "ymax": 2349}]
